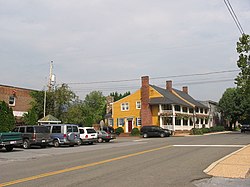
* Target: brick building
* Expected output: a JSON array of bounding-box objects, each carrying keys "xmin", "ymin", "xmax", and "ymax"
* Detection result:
[{"xmin": 0, "ymin": 84, "xmax": 35, "ymax": 124}]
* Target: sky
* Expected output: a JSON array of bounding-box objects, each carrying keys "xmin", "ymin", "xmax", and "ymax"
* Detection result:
[{"xmin": 1, "ymin": 0, "xmax": 250, "ymax": 102}]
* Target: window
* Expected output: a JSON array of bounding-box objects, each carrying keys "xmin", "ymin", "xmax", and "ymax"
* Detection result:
[
  {"xmin": 72, "ymin": 126, "xmax": 78, "ymax": 132},
  {"xmin": 121, "ymin": 103, "xmax": 129, "ymax": 111},
  {"xmin": 162, "ymin": 104, "xmax": 172, "ymax": 110},
  {"xmin": 195, "ymin": 107, "xmax": 199, "ymax": 113},
  {"xmin": 52, "ymin": 126, "xmax": 61, "ymax": 133},
  {"xmin": 19, "ymin": 127, "xmax": 25, "ymax": 133},
  {"xmin": 200, "ymin": 108, "xmax": 204, "ymax": 114},
  {"xmin": 9, "ymin": 96, "xmax": 15, "ymax": 106},
  {"xmin": 175, "ymin": 118, "xmax": 181, "ymax": 125},
  {"xmin": 117, "ymin": 118, "xmax": 125, "ymax": 126},
  {"xmin": 26, "ymin": 127, "xmax": 34, "ymax": 133},
  {"xmin": 108, "ymin": 119, "xmax": 114, "ymax": 126},
  {"xmin": 136, "ymin": 118, "xmax": 141, "ymax": 126},
  {"xmin": 205, "ymin": 109, "xmax": 208, "ymax": 114},
  {"xmin": 175, "ymin": 105, "xmax": 181, "ymax": 111},
  {"xmin": 182, "ymin": 107, "xmax": 188, "ymax": 113},
  {"xmin": 183, "ymin": 119, "xmax": 188, "ymax": 126},
  {"xmin": 189, "ymin": 108, "xmax": 194, "ymax": 113},
  {"xmin": 67, "ymin": 126, "xmax": 73, "ymax": 133},
  {"xmin": 79, "ymin": 129, "xmax": 84, "ymax": 134},
  {"xmin": 136, "ymin": 101, "xmax": 141, "ymax": 109},
  {"xmin": 201, "ymin": 118, "xmax": 204, "ymax": 124}
]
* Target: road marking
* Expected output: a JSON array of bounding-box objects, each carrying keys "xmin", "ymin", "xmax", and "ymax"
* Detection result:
[
  {"xmin": 173, "ymin": 145, "xmax": 245, "ymax": 147},
  {"xmin": 0, "ymin": 145, "xmax": 172, "ymax": 187}
]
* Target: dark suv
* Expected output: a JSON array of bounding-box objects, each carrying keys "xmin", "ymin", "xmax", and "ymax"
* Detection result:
[
  {"xmin": 241, "ymin": 124, "xmax": 250, "ymax": 133},
  {"xmin": 140, "ymin": 125, "xmax": 171, "ymax": 138},
  {"xmin": 12, "ymin": 125, "xmax": 51, "ymax": 149}
]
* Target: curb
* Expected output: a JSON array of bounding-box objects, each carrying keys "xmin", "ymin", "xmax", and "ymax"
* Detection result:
[{"xmin": 203, "ymin": 144, "xmax": 250, "ymax": 174}]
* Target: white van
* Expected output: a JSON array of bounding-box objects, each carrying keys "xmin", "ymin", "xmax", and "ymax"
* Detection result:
[{"xmin": 78, "ymin": 127, "xmax": 98, "ymax": 145}]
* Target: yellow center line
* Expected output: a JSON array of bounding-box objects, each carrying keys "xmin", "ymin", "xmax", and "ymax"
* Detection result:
[{"xmin": 0, "ymin": 145, "xmax": 172, "ymax": 187}]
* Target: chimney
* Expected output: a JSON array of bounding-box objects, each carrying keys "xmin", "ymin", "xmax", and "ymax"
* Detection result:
[
  {"xmin": 182, "ymin": 86, "xmax": 188, "ymax": 94},
  {"xmin": 141, "ymin": 76, "xmax": 152, "ymax": 126},
  {"xmin": 166, "ymin": 80, "xmax": 173, "ymax": 92}
]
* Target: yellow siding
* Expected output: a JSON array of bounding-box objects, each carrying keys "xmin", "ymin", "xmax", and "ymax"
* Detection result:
[
  {"xmin": 112, "ymin": 86, "xmax": 163, "ymax": 132},
  {"xmin": 112, "ymin": 89, "xmax": 141, "ymax": 131},
  {"xmin": 152, "ymin": 105, "xmax": 159, "ymax": 126}
]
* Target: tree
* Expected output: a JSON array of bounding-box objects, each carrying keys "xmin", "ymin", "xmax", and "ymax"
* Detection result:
[
  {"xmin": 236, "ymin": 34, "xmax": 250, "ymax": 122},
  {"xmin": 0, "ymin": 101, "xmax": 15, "ymax": 132},
  {"xmin": 110, "ymin": 91, "xmax": 130, "ymax": 101},
  {"xmin": 218, "ymin": 88, "xmax": 243, "ymax": 129},
  {"xmin": 23, "ymin": 108, "xmax": 38, "ymax": 125},
  {"xmin": 82, "ymin": 91, "xmax": 106, "ymax": 126}
]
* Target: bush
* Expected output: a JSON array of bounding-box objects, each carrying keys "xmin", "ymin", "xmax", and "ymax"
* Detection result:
[
  {"xmin": 130, "ymin": 128, "xmax": 140, "ymax": 136},
  {"xmin": 115, "ymin": 127, "xmax": 124, "ymax": 135},
  {"xmin": 201, "ymin": 128, "xmax": 211, "ymax": 134},
  {"xmin": 190, "ymin": 128, "xmax": 203, "ymax": 135},
  {"xmin": 210, "ymin": 126, "xmax": 225, "ymax": 132}
]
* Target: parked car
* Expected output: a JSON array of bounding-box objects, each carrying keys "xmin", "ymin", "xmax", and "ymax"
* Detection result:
[
  {"xmin": 44, "ymin": 124, "xmax": 80, "ymax": 147},
  {"xmin": 241, "ymin": 124, "xmax": 250, "ymax": 133},
  {"xmin": 12, "ymin": 125, "xmax": 51, "ymax": 149},
  {"xmin": 102, "ymin": 126, "xmax": 115, "ymax": 134},
  {"xmin": 79, "ymin": 127, "xmax": 98, "ymax": 145},
  {"xmin": 140, "ymin": 125, "xmax": 171, "ymax": 138},
  {"xmin": 0, "ymin": 132, "xmax": 22, "ymax": 151},
  {"xmin": 96, "ymin": 130, "xmax": 116, "ymax": 143}
]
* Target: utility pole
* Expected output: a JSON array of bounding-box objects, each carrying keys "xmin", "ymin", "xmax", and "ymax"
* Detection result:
[{"xmin": 48, "ymin": 61, "xmax": 53, "ymax": 92}]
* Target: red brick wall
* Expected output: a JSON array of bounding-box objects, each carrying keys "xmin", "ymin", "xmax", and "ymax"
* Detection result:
[
  {"xmin": 141, "ymin": 76, "xmax": 152, "ymax": 126},
  {"xmin": 0, "ymin": 85, "xmax": 34, "ymax": 112}
]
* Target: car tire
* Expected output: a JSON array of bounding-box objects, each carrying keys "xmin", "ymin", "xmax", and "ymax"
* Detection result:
[
  {"xmin": 160, "ymin": 133, "xmax": 165, "ymax": 138},
  {"xmin": 5, "ymin": 145, "xmax": 14, "ymax": 152},
  {"xmin": 88, "ymin": 142, "xmax": 94, "ymax": 145},
  {"xmin": 143, "ymin": 133, "xmax": 148, "ymax": 138},
  {"xmin": 23, "ymin": 139, "xmax": 31, "ymax": 149},
  {"xmin": 53, "ymin": 140, "xmax": 60, "ymax": 147},
  {"xmin": 98, "ymin": 138, "xmax": 103, "ymax": 143}
]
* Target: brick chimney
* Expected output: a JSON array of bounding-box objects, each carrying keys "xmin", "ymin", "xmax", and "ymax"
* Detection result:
[
  {"xmin": 166, "ymin": 80, "xmax": 173, "ymax": 92},
  {"xmin": 182, "ymin": 86, "xmax": 188, "ymax": 94},
  {"xmin": 141, "ymin": 76, "xmax": 152, "ymax": 126}
]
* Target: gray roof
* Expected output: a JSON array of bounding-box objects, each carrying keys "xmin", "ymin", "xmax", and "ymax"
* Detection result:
[
  {"xmin": 173, "ymin": 89, "xmax": 208, "ymax": 108},
  {"xmin": 149, "ymin": 85, "xmax": 193, "ymax": 107},
  {"xmin": 149, "ymin": 85, "xmax": 208, "ymax": 108}
]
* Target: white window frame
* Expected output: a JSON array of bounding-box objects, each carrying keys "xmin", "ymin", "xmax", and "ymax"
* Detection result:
[
  {"xmin": 9, "ymin": 96, "xmax": 15, "ymax": 106},
  {"xmin": 121, "ymin": 102, "xmax": 129, "ymax": 111},
  {"xmin": 136, "ymin": 118, "xmax": 141, "ymax": 126},
  {"xmin": 136, "ymin": 101, "xmax": 141, "ymax": 109}
]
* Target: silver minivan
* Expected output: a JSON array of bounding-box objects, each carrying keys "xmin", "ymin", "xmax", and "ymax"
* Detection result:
[{"xmin": 44, "ymin": 124, "xmax": 80, "ymax": 147}]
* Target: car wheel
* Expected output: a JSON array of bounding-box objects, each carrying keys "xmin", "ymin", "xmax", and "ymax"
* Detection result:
[
  {"xmin": 143, "ymin": 133, "xmax": 148, "ymax": 138},
  {"xmin": 23, "ymin": 139, "xmax": 31, "ymax": 149},
  {"xmin": 160, "ymin": 133, "xmax": 165, "ymax": 138},
  {"xmin": 5, "ymin": 145, "xmax": 14, "ymax": 152},
  {"xmin": 88, "ymin": 142, "xmax": 94, "ymax": 145},
  {"xmin": 98, "ymin": 138, "xmax": 103, "ymax": 143},
  {"xmin": 53, "ymin": 140, "xmax": 60, "ymax": 147}
]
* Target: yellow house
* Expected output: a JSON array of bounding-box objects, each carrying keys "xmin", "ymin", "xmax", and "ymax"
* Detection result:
[{"xmin": 111, "ymin": 76, "xmax": 209, "ymax": 133}]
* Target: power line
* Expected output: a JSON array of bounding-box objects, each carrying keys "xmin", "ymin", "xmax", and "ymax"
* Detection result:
[
  {"xmin": 65, "ymin": 69, "xmax": 239, "ymax": 85},
  {"xmin": 224, "ymin": 0, "xmax": 245, "ymax": 35}
]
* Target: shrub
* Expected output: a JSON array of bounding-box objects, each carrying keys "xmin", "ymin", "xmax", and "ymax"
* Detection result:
[
  {"xmin": 210, "ymin": 126, "xmax": 225, "ymax": 132},
  {"xmin": 130, "ymin": 128, "xmax": 140, "ymax": 136},
  {"xmin": 190, "ymin": 128, "xmax": 203, "ymax": 135},
  {"xmin": 115, "ymin": 127, "xmax": 124, "ymax": 135},
  {"xmin": 201, "ymin": 128, "xmax": 211, "ymax": 134}
]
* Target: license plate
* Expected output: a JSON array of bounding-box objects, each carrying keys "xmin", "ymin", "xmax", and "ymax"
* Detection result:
[{"xmin": 10, "ymin": 141, "xmax": 16, "ymax": 144}]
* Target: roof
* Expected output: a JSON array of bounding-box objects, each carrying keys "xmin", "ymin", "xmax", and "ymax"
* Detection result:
[
  {"xmin": 38, "ymin": 114, "xmax": 61, "ymax": 123},
  {"xmin": 149, "ymin": 85, "xmax": 193, "ymax": 107},
  {"xmin": 149, "ymin": 85, "xmax": 208, "ymax": 108}
]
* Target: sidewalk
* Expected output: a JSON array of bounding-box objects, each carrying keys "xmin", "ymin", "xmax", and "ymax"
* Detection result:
[{"xmin": 204, "ymin": 145, "xmax": 250, "ymax": 179}]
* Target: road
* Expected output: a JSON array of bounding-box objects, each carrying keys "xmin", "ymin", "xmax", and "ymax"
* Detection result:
[{"xmin": 0, "ymin": 132, "xmax": 249, "ymax": 187}]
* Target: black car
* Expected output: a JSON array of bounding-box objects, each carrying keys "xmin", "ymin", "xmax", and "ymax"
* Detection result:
[
  {"xmin": 241, "ymin": 124, "xmax": 250, "ymax": 133},
  {"xmin": 140, "ymin": 125, "xmax": 171, "ymax": 138}
]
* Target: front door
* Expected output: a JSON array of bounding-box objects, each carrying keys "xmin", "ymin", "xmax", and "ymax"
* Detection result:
[{"xmin": 128, "ymin": 120, "xmax": 133, "ymax": 132}]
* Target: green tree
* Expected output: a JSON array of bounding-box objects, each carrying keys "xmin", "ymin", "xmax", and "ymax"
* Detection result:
[
  {"xmin": 0, "ymin": 101, "xmax": 15, "ymax": 132},
  {"xmin": 110, "ymin": 91, "xmax": 130, "ymax": 101},
  {"xmin": 236, "ymin": 34, "xmax": 250, "ymax": 122},
  {"xmin": 83, "ymin": 91, "xmax": 106, "ymax": 126},
  {"xmin": 218, "ymin": 88, "xmax": 243, "ymax": 129},
  {"xmin": 23, "ymin": 108, "xmax": 38, "ymax": 125}
]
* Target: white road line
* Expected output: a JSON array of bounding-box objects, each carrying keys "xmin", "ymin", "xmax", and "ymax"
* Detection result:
[
  {"xmin": 173, "ymin": 145, "xmax": 245, "ymax": 147},
  {"xmin": 133, "ymin": 139, "xmax": 148, "ymax": 142}
]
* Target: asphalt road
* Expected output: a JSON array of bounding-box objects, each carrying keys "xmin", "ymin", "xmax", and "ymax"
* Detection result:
[{"xmin": 0, "ymin": 131, "xmax": 249, "ymax": 187}]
